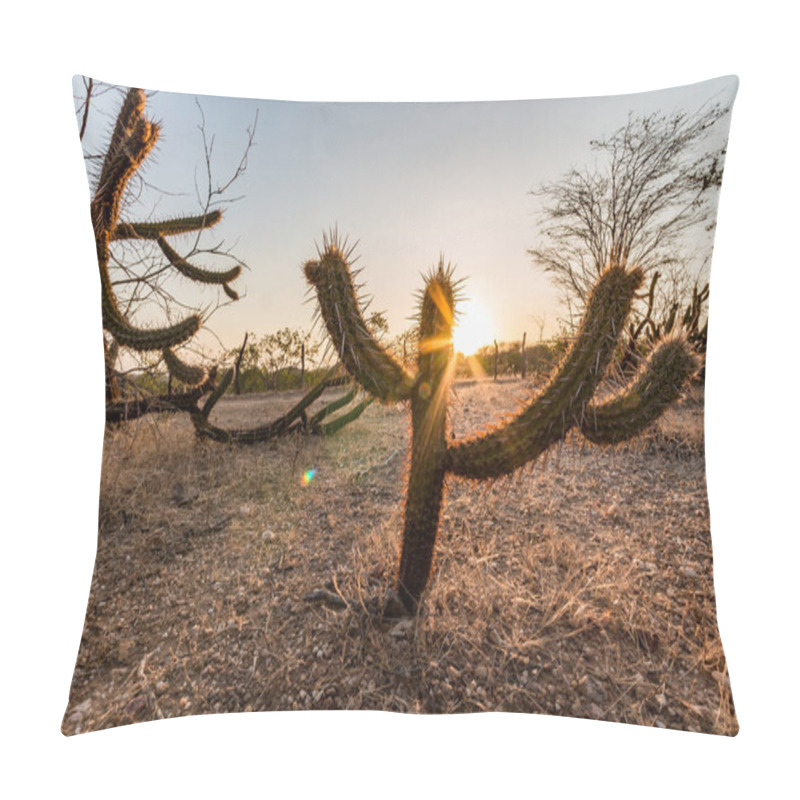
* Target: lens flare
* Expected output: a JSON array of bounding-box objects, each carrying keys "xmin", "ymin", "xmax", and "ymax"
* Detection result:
[{"xmin": 301, "ymin": 468, "xmax": 317, "ymax": 486}]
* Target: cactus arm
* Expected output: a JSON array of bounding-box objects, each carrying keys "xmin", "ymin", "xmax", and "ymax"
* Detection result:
[
  {"xmin": 316, "ymin": 396, "xmax": 375, "ymax": 436},
  {"xmin": 200, "ymin": 367, "xmax": 234, "ymax": 418},
  {"xmin": 580, "ymin": 334, "xmax": 699, "ymax": 444},
  {"xmin": 98, "ymin": 253, "xmax": 202, "ymax": 350},
  {"xmin": 162, "ymin": 348, "xmax": 207, "ymax": 387},
  {"xmin": 303, "ymin": 245, "xmax": 414, "ymax": 402},
  {"xmin": 396, "ymin": 264, "xmax": 456, "ymax": 612},
  {"xmin": 93, "ymin": 113, "xmax": 160, "ymax": 236},
  {"xmin": 97, "ymin": 88, "xmax": 146, "ymax": 189},
  {"xmin": 93, "ymin": 88, "xmax": 147, "ymax": 233},
  {"xmin": 192, "ymin": 369, "xmax": 369, "ymax": 442},
  {"xmin": 309, "ymin": 385, "xmax": 359, "ymax": 426},
  {"xmin": 106, "ymin": 369, "xmax": 218, "ymax": 425},
  {"xmin": 112, "ymin": 210, "xmax": 222, "ymax": 240},
  {"xmin": 156, "ymin": 236, "xmax": 242, "ymax": 286},
  {"xmin": 193, "ymin": 376, "xmax": 331, "ymax": 444},
  {"xmin": 446, "ymin": 263, "xmax": 644, "ymax": 479}
]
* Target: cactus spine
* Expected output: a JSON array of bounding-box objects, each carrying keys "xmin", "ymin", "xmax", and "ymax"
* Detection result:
[{"xmin": 305, "ymin": 241, "xmax": 699, "ymax": 614}]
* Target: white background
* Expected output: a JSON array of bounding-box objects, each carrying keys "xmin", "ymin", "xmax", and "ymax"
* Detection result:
[{"xmin": 2, "ymin": 2, "xmax": 796, "ymax": 797}]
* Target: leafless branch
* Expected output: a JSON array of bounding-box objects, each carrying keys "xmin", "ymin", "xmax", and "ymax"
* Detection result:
[{"xmin": 530, "ymin": 103, "xmax": 730, "ymax": 326}]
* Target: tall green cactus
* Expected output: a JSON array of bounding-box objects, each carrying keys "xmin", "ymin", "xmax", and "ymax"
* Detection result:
[
  {"xmin": 305, "ymin": 238, "xmax": 700, "ymax": 614},
  {"xmin": 89, "ymin": 87, "xmax": 242, "ymax": 395}
]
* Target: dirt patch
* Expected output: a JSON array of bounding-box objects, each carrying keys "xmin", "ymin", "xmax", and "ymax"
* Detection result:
[{"xmin": 62, "ymin": 380, "xmax": 736, "ymax": 735}]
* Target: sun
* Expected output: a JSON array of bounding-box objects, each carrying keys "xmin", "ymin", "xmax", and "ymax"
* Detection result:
[{"xmin": 452, "ymin": 299, "xmax": 494, "ymax": 356}]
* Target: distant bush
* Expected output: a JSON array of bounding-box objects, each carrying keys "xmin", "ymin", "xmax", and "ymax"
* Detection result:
[{"xmin": 456, "ymin": 339, "xmax": 567, "ymax": 379}]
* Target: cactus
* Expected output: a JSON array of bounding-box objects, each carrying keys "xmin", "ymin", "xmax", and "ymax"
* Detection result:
[
  {"xmin": 112, "ymin": 211, "xmax": 222, "ymax": 241},
  {"xmin": 624, "ymin": 272, "xmax": 710, "ymax": 374},
  {"xmin": 189, "ymin": 370, "xmax": 373, "ymax": 443},
  {"xmin": 304, "ymin": 237, "xmax": 700, "ymax": 614},
  {"xmin": 304, "ymin": 240, "xmax": 415, "ymax": 403},
  {"xmin": 162, "ymin": 348, "xmax": 207, "ymax": 388},
  {"xmin": 156, "ymin": 236, "xmax": 242, "ymax": 287},
  {"xmin": 105, "ymin": 369, "xmax": 219, "ymax": 424},
  {"xmin": 89, "ymin": 87, "xmax": 242, "ymax": 395}
]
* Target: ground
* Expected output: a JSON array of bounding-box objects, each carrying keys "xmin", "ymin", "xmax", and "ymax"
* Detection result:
[{"xmin": 62, "ymin": 378, "xmax": 737, "ymax": 735}]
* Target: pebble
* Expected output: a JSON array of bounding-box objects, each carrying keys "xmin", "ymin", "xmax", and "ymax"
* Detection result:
[
  {"xmin": 582, "ymin": 676, "xmax": 608, "ymax": 704},
  {"xmin": 389, "ymin": 619, "xmax": 413, "ymax": 639},
  {"xmin": 124, "ymin": 695, "xmax": 148, "ymax": 716},
  {"xmin": 475, "ymin": 666, "xmax": 488, "ymax": 681}
]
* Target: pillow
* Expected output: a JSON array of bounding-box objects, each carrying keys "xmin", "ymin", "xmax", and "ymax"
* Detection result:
[{"xmin": 63, "ymin": 75, "xmax": 738, "ymax": 735}]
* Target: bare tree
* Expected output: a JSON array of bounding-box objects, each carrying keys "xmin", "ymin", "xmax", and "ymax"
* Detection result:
[{"xmin": 529, "ymin": 103, "xmax": 730, "ymax": 328}]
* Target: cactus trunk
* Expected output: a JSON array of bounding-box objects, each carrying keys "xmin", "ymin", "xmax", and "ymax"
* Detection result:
[
  {"xmin": 396, "ymin": 267, "xmax": 455, "ymax": 612},
  {"xmin": 397, "ymin": 386, "xmax": 448, "ymax": 611}
]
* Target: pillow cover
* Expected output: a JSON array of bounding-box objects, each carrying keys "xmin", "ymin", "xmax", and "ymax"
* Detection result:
[{"xmin": 63, "ymin": 75, "xmax": 738, "ymax": 736}]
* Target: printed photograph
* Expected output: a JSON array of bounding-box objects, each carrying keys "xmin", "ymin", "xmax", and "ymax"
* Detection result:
[{"xmin": 63, "ymin": 75, "xmax": 738, "ymax": 735}]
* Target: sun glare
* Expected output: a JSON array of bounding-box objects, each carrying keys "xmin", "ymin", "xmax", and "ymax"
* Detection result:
[{"xmin": 452, "ymin": 299, "xmax": 493, "ymax": 356}]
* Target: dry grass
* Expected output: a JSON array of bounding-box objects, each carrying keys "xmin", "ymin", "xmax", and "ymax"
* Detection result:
[{"xmin": 62, "ymin": 381, "xmax": 736, "ymax": 735}]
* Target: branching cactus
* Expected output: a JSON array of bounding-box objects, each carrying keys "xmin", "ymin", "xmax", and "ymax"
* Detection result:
[
  {"xmin": 305, "ymin": 236, "xmax": 700, "ymax": 614},
  {"xmin": 89, "ymin": 87, "xmax": 242, "ymax": 396},
  {"xmin": 189, "ymin": 370, "xmax": 374, "ymax": 443}
]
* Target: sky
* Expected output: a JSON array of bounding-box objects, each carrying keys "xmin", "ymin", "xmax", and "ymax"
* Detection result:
[{"xmin": 75, "ymin": 75, "xmax": 738, "ymax": 360}]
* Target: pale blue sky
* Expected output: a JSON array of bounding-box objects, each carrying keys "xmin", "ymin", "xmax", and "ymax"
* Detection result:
[{"xmin": 75, "ymin": 75, "xmax": 737, "ymax": 357}]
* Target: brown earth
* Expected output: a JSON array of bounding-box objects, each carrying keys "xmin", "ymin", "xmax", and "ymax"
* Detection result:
[{"xmin": 62, "ymin": 379, "xmax": 737, "ymax": 735}]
